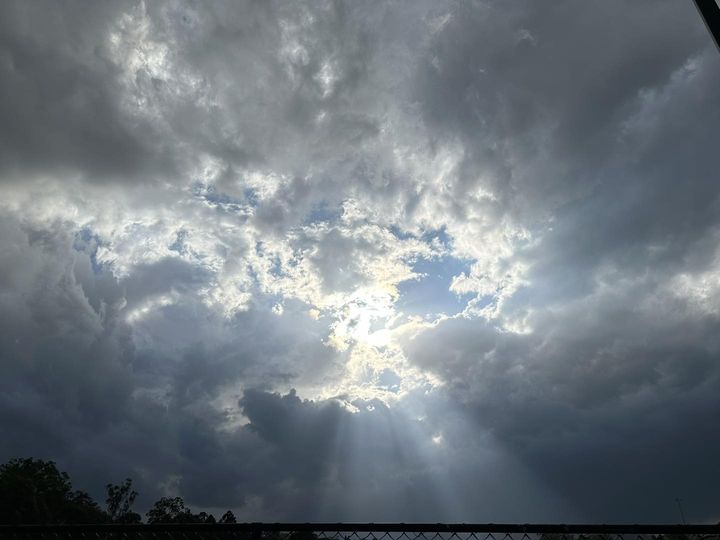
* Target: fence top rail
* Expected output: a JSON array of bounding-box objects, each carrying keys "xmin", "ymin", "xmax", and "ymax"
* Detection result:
[{"xmin": 0, "ymin": 523, "xmax": 719, "ymax": 534}]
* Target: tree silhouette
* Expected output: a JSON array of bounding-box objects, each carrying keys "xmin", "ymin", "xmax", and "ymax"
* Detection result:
[
  {"xmin": 0, "ymin": 457, "xmax": 238, "ymax": 525},
  {"xmin": 0, "ymin": 458, "xmax": 106, "ymax": 524},
  {"xmin": 198, "ymin": 511, "xmax": 216, "ymax": 524},
  {"xmin": 145, "ymin": 496, "xmax": 217, "ymax": 524},
  {"xmin": 146, "ymin": 496, "xmax": 194, "ymax": 523},
  {"xmin": 219, "ymin": 510, "xmax": 238, "ymax": 524},
  {"xmin": 106, "ymin": 478, "xmax": 141, "ymax": 523}
]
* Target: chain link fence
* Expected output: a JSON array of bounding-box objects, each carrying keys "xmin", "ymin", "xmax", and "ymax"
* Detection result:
[{"xmin": 1, "ymin": 523, "xmax": 719, "ymax": 540}]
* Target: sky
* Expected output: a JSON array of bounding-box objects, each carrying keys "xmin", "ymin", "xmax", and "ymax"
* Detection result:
[{"xmin": 1, "ymin": 0, "xmax": 719, "ymax": 524}]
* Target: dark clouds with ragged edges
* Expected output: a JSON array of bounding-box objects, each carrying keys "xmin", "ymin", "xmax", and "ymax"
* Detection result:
[{"xmin": 1, "ymin": 0, "xmax": 719, "ymax": 523}]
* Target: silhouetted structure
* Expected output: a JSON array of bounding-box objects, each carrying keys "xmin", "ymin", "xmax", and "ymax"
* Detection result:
[
  {"xmin": 694, "ymin": 0, "xmax": 720, "ymax": 51},
  {"xmin": 1, "ymin": 522, "xmax": 719, "ymax": 540}
]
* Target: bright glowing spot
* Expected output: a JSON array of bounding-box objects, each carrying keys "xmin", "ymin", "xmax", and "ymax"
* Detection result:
[
  {"xmin": 312, "ymin": 289, "xmax": 443, "ymax": 403},
  {"xmin": 432, "ymin": 433, "xmax": 444, "ymax": 445},
  {"xmin": 125, "ymin": 294, "xmax": 176, "ymax": 323},
  {"xmin": 326, "ymin": 287, "xmax": 395, "ymax": 350},
  {"xmin": 335, "ymin": 399, "xmax": 361, "ymax": 414}
]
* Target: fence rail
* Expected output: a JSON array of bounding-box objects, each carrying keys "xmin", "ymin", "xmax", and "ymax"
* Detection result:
[{"xmin": 1, "ymin": 523, "xmax": 720, "ymax": 540}]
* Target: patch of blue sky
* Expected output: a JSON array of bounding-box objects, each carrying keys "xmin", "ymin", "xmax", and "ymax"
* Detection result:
[
  {"xmin": 266, "ymin": 256, "xmax": 284, "ymax": 278},
  {"xmin": 389, "ymin": 225, "xmax": 453, "ymax": 252},
  {"xmin": 190, "ymin": 181, "xmax": 253, "ymax": 214},
  {"xmin": 168, "ymin": 229, "xmax": 189, "ymax": 255},
  {"xmin": 376, "ymin": 368, "xmax": 402, "ymax": 393},
  {"xmin": 389, "ymin": 224, "xmax": 416, "ymax": 241},
  {"xmin": 304, "ymin": 202, "xmax": 342, "ymax": 226},
  {"xmin": 73, "ymin": 227, "xmax": 108, "ymax": 274},
  {"xmin": 243, "ymin": 187, "xmax": 259, "ymax": 207},
  {"xmin": 420, "ymin": 227, "xmax": 452, "ymax": 250},
  {"xmin": 396, "ymin": 254, "xmax": 474, "ymax": 317}
]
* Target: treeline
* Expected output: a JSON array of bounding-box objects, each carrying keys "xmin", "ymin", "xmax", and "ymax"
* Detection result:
[{"xmin": 0, "ymin": 457, "xmax": 237, "ymax": 525}]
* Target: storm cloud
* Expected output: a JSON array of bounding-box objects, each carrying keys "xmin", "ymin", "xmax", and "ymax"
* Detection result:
[{"xmin": 1, "ymin": 0, "xmax": 719, "ymax": 523}]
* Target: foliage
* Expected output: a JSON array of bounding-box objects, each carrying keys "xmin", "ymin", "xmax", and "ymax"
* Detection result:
[
  {"xmin": 220, "ymin": 510, "xmax": 238, "ymax": 523},
  {"xmin": 145, "ymin": 496, "xmax": 194, "ymax": 523},
  {"xmin": 0, "ymin": 457, "xmax": 236, "ymax": 525},
  {"xmin": 145, "ymin": 496, "xmax": 218, "ymax": 524},
  {"xmin": 106, "ymin": 478, "xmax": 141, "ymax": 523},
  {"xmin": 0, "ymin": 457, "xmax": 106, "ymax": 524}
]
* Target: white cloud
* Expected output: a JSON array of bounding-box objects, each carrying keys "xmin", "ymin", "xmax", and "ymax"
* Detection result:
[{"xmin": 1, "ymin": 0, "xmax": 720, "ymax": 522}]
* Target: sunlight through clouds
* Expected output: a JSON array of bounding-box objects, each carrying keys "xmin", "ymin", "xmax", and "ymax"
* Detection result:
[{"xmin": 0, "ymin": 0, "xmax": 719, "ymax": 523}]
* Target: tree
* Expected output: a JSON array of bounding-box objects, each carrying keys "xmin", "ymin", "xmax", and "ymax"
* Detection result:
[
  {"xmin": 145, "ymin": 495, "xmax": 226, "ymax": 524},
  {"xmin": 1, "ymin": 457, "xmax": 235, "ymax": 526},
  {"xmin": 63, "ymin": 489, "xmax": 108, "ymax": 524},
  {"xmin": 106, "ymin": 478, "xmax": 141, "ymax": 523},
  {"xmin": 219, "ymin": 510, "xmax": 237, "ymax": 524},
  {"xmin": 197, "ymin": 511, "xmax": 216, "ymax": 524},
  {"xmin": 146, "ymin": 496, "xmax": 199, "ymax": 523},
  {"xmin": 0, "ymin": 458, "xmax": 106, "ymax": 524}
]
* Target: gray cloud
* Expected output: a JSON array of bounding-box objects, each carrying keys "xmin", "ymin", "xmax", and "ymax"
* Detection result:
[
  {"xmin": 0, "ymin": 1, "xmax": 178, "ymax": 184},
  {"xmin": 1, "ymin": 0, "xmax": 720, "ymax": 524}
]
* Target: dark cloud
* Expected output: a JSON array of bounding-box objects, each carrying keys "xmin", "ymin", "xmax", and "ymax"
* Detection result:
[
  {"xmin": 1, "ymin": 0, "xmax": 720, "ymax": 524},
  {"xmin": 416, "ymin": 0, "xmax": 710, "ymax": 212},
  {"xmin": 403, "ymin": 289, "xmax": 720, "ymax": 520},
  {"xmin": 399, "ymin": 3, "xmax": 720, "ymax": 521},
  {"xmin": 0, "ymin": 1, "xmax": 177, "ymax": 183}
]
